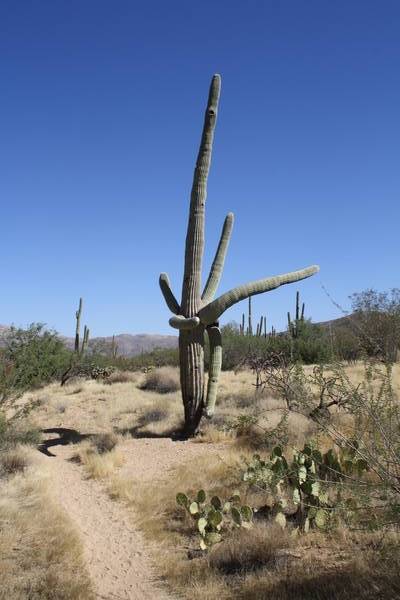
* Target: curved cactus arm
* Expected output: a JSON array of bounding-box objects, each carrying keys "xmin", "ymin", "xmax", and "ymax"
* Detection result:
[
  {"xmin": 201, "ymin": 212, "xmax": 234, "ymax": 305},
  {"xmin": 169, "ymin": 315, "xmax": 201, "ymax": 330},
  {"xmin": 204, "ymin": 324, "xmax": 222, "ymax": 417},
  {"xmin": 159, "ymin": 273, "xmax": 180, "ymax": 314},
  {"xmin": 199, "ymin": 265, "xmax": 319, "ymax": 326}
]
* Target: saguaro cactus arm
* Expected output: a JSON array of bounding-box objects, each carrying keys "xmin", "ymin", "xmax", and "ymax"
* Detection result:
[
  {"xmin": 202, "ymin": 212, "xmax": 234, "ymax": 304},
  {"xmin": 204, "ymin": 324, "xmax": 222, "ymax": 417},
  {"xmin": 159, "ymin": 273, "xmax": 180, "ymax": 314},
  {"xmin": 169, "ymin": 315, "xmax": 201, "ymax": 330},
  {"xmin": 198, "ymin": 265, "xmax": 319, "ymax": 326},
  {"xmin": 181, "ymin": 74, "xmax": 221, "ymax": 316}
]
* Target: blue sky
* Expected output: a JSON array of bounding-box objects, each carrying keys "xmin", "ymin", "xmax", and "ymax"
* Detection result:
[{"xmin": 1, "ymin": 1, "xmax": 399, "ymax": 336}]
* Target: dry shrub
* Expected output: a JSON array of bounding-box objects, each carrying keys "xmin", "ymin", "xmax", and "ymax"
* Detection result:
[
  {"xmin": 209, "ymin": 524, "xmax": 292, "ymax": 574},
  {"xmin": 104, "ymin": 370, "xmax": 136, "ymax": 385},
  {"xmin": 141, "ymin": 366, "xmax": 180, "ymax": 394},
  {"xmin": 194, "ymin": 420, "xmax": 233, "ymax": 444},
  {"xmin": 139, "ymin": 407, "xmax": 169, "ymax": 426},
  {"xmin": 234, "ymin": 410, "xmax": 317, "ymax": 452},
  {"xmin": 92, "ymin": 432, "xmax": 118, "ymax": 454},
  {"xmin": 0, "ymin": 445, "xmax": 31, "ymax": 476},
  {"xmin": 73, "ymin": 439, "xmax": 124, "ymax": 479}
]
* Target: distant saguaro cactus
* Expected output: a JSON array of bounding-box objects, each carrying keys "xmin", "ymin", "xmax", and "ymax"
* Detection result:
[
  {"xmin": 287, "ymin": 290, "xmax": 305, "ymax": 339},
  {"xmin": 159, "ymin": 74, "xmax": 319, "ymax": 436},
  {"xmin": 111, "ymin": 335, "xmax": 118, "ymax": 359},
  {"xmin": 74, "ymin": 297, "xmax": 89, "ymax": 356}
]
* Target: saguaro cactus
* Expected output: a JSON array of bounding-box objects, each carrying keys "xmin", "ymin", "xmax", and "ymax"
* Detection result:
[
  {"xmin": 287, "ymin": 290, "xmax": 306, "ymax": 339},
  {"xmin": 74, "ymin": 297, "xmax": 89, "ymax": 356},
  {"xmin": 74, "ymin": 298, "xmax": 83, "ymax": 353},
  {"xmin": 159, "ymin": 74, "xmax": 319, "ymax": 436}
]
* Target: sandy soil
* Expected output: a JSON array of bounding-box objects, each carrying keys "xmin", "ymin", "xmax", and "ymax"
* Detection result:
[{"xmin": 41, "ymin": 436, "xmax": 223, "ymax": 600}]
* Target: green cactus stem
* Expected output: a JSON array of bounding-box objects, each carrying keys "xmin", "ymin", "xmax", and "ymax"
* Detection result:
[
  {"xmin": 248, "ymin": 296, "xmax": 253, "ymax": 336},
  {"xmin": 288, "ymin": 290, "xmax": 306, "ymax": 339},
  {"xmin": 75, "ymin": 298, "xmax": 83, "ymax": 353},
  {"xmin": 159, "ymin": 273, "xmax": 180, "ymax": 314},
  {"xmin": 159, "ymin": 74, "xmax": 319, "ymax": 435},
  {"xmin": 202, "ymin": 213, "xmax": 234, "ymax": 305},
  {"xmin": 111, "ymin": 335, "xmax": 118, "ymax": 359},
  {"xmin": 204, "ymin": 324, "xmax": 222, "ymax": 417},
  {"xmin": 81, "ymin": 325, "xmax": 89, "ymax": 355}
]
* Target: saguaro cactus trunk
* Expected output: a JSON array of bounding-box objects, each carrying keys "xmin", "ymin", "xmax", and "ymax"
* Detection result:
[{"xmin": 160, "ymin": 75, "xmax": 319, "ymax": 436}]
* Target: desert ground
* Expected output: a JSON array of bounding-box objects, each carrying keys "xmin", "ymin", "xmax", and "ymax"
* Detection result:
[{"xmin": 1, "ymin": 364, "xmax": 400, "ymax": 599}]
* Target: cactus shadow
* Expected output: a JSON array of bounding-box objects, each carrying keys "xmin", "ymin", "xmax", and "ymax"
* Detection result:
[
  {"xmin": 117, "ymin": 415, "xmax": 185, "ymax": 441},
  {"xmin": 37, "ymin": 427, "xmax": 95, "ymax": 457}
]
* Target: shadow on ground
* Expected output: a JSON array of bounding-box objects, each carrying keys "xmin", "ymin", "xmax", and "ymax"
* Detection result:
[{"xmin": 38, "ymin": 428, "xmax": 94, "ymax": 457}]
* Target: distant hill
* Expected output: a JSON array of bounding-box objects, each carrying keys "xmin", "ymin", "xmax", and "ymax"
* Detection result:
[
  {"xmin": 62, "ymin": 333, "xmax": 178, "ymax": 357},
  {"xmin": 0, "ymin": 326, "xmax": 178, "ymax": 357}
]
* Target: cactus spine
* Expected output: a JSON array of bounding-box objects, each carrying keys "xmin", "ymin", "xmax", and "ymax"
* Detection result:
[{"xmin": 159, "ymin": 75, "xmax": 319, "ymax": 435}]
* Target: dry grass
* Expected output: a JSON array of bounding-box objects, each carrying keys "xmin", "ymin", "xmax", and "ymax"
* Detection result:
[
  {"xmin": 209, "ymin": 524, "xmax": 293, "ymax": 574},
  {"xmin": 0, "ymin": 450, "xmax": 93, "ymax": 599},
  {"xmin": 72, "ymin": 438, "xmax": 124, "ymax": 480},
  {"xmin": 0, "ymin": 444, "xmax": 32, "ymax": 477},
  {"xmin": 140, "ymin": 366, "xmax": 180, "ymax": 394}
]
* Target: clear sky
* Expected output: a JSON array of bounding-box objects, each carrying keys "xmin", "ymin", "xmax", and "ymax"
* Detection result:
[{"xmin": 1, "ymin": 1, "xmax": 399, "ymax": 336}]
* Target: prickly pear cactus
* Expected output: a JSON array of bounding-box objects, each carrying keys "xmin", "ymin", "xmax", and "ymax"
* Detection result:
[
  {"xmin": 243, "ymin": 441, "xmax": 369, "ymax": 532},
  {"xmin": 176, "ymin": 489, "xmax": 253, "ymax": 550}
]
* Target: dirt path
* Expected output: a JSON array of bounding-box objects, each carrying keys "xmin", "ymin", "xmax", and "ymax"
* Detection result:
[{"xmin": 42, "ymin": 438, "xmax": 223, "ymax": 600}]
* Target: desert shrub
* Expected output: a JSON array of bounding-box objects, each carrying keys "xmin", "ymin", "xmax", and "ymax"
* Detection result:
[
  {"xmin": 103, "ymin": 370, "xmax": 135, "ymax": 385},
  {"xmin": 92, "ymin": 432, "xmax": 118, "ymax": 454},
  {"xmin": 140, "ymin": 408, "xmax": 169, "ymax": 425},
  {"xmin": 141, "ymin": 366, "xmax": 180, "ymax": 394},
  {"xmin": 239, "ymin": 358, "xmax": 400, "ymax": 532},
  {"xmin": 209, "ymin": 523, "xmax": 291, "ymax": 574},
  {"xmin": 60, "ymin": 361, "xmax": 115, "ymax": 386},
  {"xmin": 349, "ymin": 288, "xmax": 400, "ymax": 362},
  {"xmin": 0, "ymin": 445, "xmax": 31, "ymax": 476},
  {"xmin": 0, "ymin": 323, "xmax": 71, "ymax": 404},
  {"xmin": 0, "ymin": 412, "xmax": 41, "ymax": 451},
  {"xmin": 220, "ymin": 322, "xmax": 334, "ymax": 370}
]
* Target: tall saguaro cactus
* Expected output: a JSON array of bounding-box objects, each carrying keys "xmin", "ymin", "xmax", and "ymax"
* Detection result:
[
  {"xmin": 74, "ymin": 297, "xmax": 89, "ymax": 356},
  {"xmin": 159, "ymin": 74, "xmax": 319, "ymax": 436}
]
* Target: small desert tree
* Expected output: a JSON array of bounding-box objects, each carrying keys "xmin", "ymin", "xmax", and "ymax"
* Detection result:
[
  {"xmin": 159, "ymin": 74, "xmax": 319, "ymax": 436},
  {"xmin": 350, "ymin": 288, "xmax": 400, "ymax": 362}
]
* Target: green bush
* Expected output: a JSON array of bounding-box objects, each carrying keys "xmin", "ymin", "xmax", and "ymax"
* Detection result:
[
  {"xmin": 220, "ymin": 321, "xmax": 333, "ymax": 370},
  {"xmin": 0, "ymin": 323, "xmax": 71, "ymax": 403},
  {"xmin": 0, "ymin": 412, "xmax": 41, "ymax": 451}
]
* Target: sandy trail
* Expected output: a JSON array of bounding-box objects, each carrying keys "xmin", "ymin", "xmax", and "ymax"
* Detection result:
[{"xmin": 42, "ymin": 437, "xmax": 222, "ymax": 600}]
